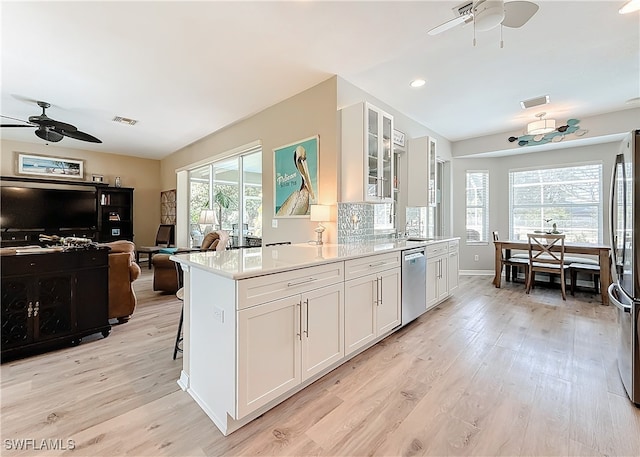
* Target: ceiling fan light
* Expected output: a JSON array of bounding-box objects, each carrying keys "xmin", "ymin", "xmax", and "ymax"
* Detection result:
[
  {"xmin": 35, "ymin": 127, "xmax": 63, "ymax": 142},
  {"xmin": 474, "ymin": 1, "xmax": 505, "ymax": 31},
  {"xmin": 619, "ymin": 0, "xmax": 640, "ymax": 14},
  {"xmin": 526, "ymin": 118, "xmax": 556, "ymax": 135}
]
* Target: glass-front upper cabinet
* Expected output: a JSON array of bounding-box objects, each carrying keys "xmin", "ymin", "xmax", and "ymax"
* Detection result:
[{"xmin": 342, "ymin": 102, "xmax": 394, "ymax": 203}]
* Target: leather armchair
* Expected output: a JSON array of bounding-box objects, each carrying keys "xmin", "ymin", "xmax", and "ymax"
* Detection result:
[
  {"xmin": 152, "ymin": 231, "xmax": 228, "ymax": 293},
  {"xmin": 101, "ymin": 240, "xmax": 141, "ymax": 323}
]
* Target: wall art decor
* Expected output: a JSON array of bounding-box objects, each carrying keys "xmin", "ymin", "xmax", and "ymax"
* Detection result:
[
  {"xmin": 161, "ymin": 189, "xmax": 177, "ymax": 224},
  {"xmin": 273, "ymin": 135, "xmax": 318, "ymax": 217},
  {"xmin": 16, "ymin": 152, "xmax": 84, "ymax": 179}
]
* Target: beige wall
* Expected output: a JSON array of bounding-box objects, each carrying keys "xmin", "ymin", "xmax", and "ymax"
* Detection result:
[
  {"xmin": 1, "ymin": 139, "xmax": 162, "ymax": 246},
  {"xmin": 160, "ymin": 77, "xmax": 339, "ymax": 244}
]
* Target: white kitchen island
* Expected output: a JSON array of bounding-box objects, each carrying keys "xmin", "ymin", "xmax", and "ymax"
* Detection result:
[{"xmin": 171, "ymin": 238, "xmax": 458, "ymax": 435}]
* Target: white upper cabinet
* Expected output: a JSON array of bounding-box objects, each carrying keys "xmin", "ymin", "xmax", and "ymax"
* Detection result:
[
  {"xmin": 407, "ymin": 136, "xmax": 437, "ymax": 208},
  {"xmin": 341, "ymin": 102, "xmax": 394, "ymax": 202}
]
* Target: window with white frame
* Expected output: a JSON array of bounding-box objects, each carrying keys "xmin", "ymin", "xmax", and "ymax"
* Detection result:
[
  {"xmin": 466, "ymin": 170, "xmax": 489, "ymax": 243},
  {"xmin": 509, "ymin": 163, "xmax": 602, "ymax": 243}
]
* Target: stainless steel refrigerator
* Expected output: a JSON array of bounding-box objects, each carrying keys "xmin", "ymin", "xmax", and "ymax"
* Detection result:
[{"xmin": 609, "ymin": 129, "xmax": 640, "ymax": 406}]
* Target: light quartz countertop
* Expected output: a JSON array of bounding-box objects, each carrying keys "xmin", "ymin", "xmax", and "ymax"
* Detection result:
[{"xmin": 170, "ymin": 237, "xmax": 458, "ymax": 280}]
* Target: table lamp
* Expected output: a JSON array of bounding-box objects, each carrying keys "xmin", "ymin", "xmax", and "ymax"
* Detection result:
[
  {"xmin": 198, "ymin": 209, "xmax": 217, "ymax": 235},
  {"xmin": 310, "ymin": 204, "xmax": 331, "ymax": 245}
]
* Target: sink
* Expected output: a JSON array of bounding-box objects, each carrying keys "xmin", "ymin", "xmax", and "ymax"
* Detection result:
[{"xmin": 407, "ymin": 237, "xmax": 434, "ymax": 242}]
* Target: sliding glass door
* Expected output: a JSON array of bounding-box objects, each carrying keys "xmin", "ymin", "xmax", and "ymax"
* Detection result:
[{"xmin": 188, "ymin": 147, "xmax": 262, "ymax": 248}]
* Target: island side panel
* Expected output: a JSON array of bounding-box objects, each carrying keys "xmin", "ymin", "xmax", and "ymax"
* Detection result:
[{"xmin": 187, "ymin": 267, "xmax": 237, "ymax": 428}]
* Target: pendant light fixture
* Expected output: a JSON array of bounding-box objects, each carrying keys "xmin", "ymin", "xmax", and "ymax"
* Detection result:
[{"xmin": 526, "ymin": 112, "xmax": 556, "ymax": 135}]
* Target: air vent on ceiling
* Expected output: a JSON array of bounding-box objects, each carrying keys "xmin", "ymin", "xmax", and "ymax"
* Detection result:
[
  {"xmin": 520, "ymin": 95, "xmax": 550, "ymax": 110},
  {"xmin": 455, "ymin": 1, "xmax": 474, "ymax": 16},
  {"xmin": 112, "ymin": 116, "xmax": 138, "ymax": 126}
]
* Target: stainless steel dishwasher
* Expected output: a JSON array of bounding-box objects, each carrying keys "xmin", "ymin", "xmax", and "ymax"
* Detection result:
[{"xmin": 401, "ymin": 247, "xmax": 427, "ymax": 326}]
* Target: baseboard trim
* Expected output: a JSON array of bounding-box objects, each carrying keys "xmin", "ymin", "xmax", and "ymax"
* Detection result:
[
  {"xmin": 177, "ymin": 370, "xmax": 189, "ymax": 391},
  {"xmin": 460, "ymin": 269, "xmax": 495, "ymax": 276}
]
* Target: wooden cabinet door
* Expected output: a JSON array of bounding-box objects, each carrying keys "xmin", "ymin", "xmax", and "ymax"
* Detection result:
[
  {"xmin": 237, "ymin": 295, "xmax": 301, "ymax": 419},
  {"xmin": 1, "ymin": 278, "xmax": 32, "ymax": 350},
  {"xmin": 33, "ymin": 274, "xmax": 74, "ymax": 342},
  {"xmin": 301, "ymin": 283, "xmax": 344, "ymax": 381},
  {"xmin": 376, "ymin": 268, "xmax": 401, "ymax": 335},
  {"xmin": 344, "ymin": 275, "xmax": 376, "ymax": 356}
]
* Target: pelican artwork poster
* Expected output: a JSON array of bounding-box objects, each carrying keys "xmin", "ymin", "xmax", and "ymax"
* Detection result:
[{"xmin": 274, "ymin": 135, "xmax": 318, "ymax": 217}]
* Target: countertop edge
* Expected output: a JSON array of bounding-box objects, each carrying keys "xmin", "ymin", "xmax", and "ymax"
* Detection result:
[{"xmin": 171, "ymin": 237, "xmax": 460, "ymax": 280}]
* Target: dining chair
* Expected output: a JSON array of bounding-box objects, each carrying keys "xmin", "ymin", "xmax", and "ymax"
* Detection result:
[
  {"xmin": 525, "ymin": 233, "xmax": 570, "ymax": 300},
  {"xmin": 493, "ymin": 231, "xmax": 529, "ymax": 285},
  {"xmin": 135, "ymin": 224, "xmax": 176, "ymax": 269}
]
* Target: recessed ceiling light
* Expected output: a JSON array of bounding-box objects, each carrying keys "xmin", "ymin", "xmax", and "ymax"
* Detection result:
[
  {"xmin": 410, "ymin": 79, "xmax": 426, "ymax": 88},
  {"xmin": 626, "ymin": 97, "xmax": 640, "ymax": 105}
]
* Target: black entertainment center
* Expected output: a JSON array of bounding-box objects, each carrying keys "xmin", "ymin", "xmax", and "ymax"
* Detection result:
[
  {"xmin": 0, "ymin": 176, "xmax": 134, "ymax": 247},
  {"xmin": 1, "ymin": 175, "xmax": 135, "ymax": 361}
]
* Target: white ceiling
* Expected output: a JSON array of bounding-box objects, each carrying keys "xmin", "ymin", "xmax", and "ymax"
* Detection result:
[{"xmin": 1, "ymin": 1, "xmax": 638, "ymax": 160}]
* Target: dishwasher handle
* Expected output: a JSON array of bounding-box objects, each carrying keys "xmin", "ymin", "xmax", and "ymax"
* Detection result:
[{"xmin": 404, "ymin": 250, "xmax": 425, "ymax": 262}]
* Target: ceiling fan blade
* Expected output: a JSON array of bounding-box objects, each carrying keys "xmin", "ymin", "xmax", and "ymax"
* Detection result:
[
  {"xmin": 502, "ymin": 1, "xmax": 539, "ymax": 28},
  {"xmin": 56, "ymin": 128, "xmax": 102, "ymax": 143},
  {"xmin": 1, "ymin": 124, "xmax": 35, "ymax": 128},
  {"xmin": 428, "ymin": 14, "xmax": 471, "ymax": 35}
]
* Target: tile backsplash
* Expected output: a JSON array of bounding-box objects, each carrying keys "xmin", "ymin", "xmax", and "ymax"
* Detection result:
[{"xmin": 337, "ymin": 202, "xmax": 374, "ymax": 244}]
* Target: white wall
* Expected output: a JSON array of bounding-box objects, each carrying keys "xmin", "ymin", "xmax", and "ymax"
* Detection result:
[{"xmin": 452, "ymin": 139, "xmax": 622, "ymax": 272}]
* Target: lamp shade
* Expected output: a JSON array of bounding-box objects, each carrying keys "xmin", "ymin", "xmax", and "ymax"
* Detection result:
[
  {"xmin": 526, "ymin": 118, "xmax": 556, "ymax": 135},
  {"xmin": 198, "ymin": 209, "xmax": 217, "ymax": 225},
  {"xmin": 310, "ymin": 204, "xmax": 331, "ymax": 222}
]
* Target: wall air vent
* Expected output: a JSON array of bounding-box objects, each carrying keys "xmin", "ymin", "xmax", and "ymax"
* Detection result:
[
  {"xmin": 112, "ymin": 116, "xmax": 138, "ymax": 126},
  {"xmin": 520, "ymin": 95, "xmax": 550, "ymax": 110}
]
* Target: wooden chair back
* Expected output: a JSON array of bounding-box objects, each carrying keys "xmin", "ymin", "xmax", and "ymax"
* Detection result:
[
  {"xmin": 527, "ymin": 233, "xmax": 565, "ymax": 267},
  {"xmin": 156, "ymin": 224, "xmax": 175, "ymax": 247}
]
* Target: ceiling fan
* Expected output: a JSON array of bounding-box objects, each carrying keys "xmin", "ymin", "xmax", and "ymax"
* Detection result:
[
  {"xmin": 428, "ymin": 0, "xmax": 539, "ymax": 45},
  {"xmin": 1, "ymin": 101, "xmax": 102, "ymax": 143}
]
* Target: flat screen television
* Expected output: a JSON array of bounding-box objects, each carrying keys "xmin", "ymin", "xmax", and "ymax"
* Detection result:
[{"xmin": 1, "ymin": 186, "xmax": 97, "ymax": 231}]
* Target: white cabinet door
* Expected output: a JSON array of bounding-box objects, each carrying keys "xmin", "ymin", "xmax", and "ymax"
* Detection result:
[
  {"xmin": 436, "ymin": 255, "xmax": 449, "ymax": 302},
  {"xmin": 342, "ymin": 102, "xmax": 394, "ymax": 203},
  {"xmin": 237, "ymin": 295, "xmax": 301, "ymax": 419},
  {"xmin": 448, "ymin": 250, "xmax": 459, "ymax": 294},
  {"xmin": 426, "ymin": 255, "xmax": 439, "ymax": 309},
  {"xmin": 344, "ymin": 274, "xmax": 377, "ymax": 356},
  {"xmin": 301, "ymin": 283, "xmax": 344, "ymax": 381},
  {"xmin": 345, "ymin": 267, "xmax": 400, "ymax": 356},
  {"xmin": 376, "ymin": 268, "xmax": 401, "ymax": 335}
]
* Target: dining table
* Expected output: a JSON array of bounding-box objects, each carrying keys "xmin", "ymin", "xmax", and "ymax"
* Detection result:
[{"xmin": 493, "ymin": 239, "xmax": 612, "ymax": 305}]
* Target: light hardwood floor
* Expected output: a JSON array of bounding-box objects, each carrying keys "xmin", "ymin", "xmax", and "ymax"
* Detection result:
[{"xmin": 2, "ymin": 269, "xmax": 639, "ymax": 456}]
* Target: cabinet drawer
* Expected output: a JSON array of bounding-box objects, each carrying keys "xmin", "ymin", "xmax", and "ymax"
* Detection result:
[
  {"xmin": 237, "ymin": 262, "xmax": 344, "ymax": 310},
  {"xmin": 2, "ymin": 249, "xmax": 108, "ymax": 277},
  {"xmin": 426, "ymin": 242, "xmax": 448, "ymax": 257},
  {"xmin": 448, "ymin": 240, "xmax": 459, "ymax": 252},
  {"xmin": 344, "ymin": 252, "xmax": 400, "ymax": 281}
]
